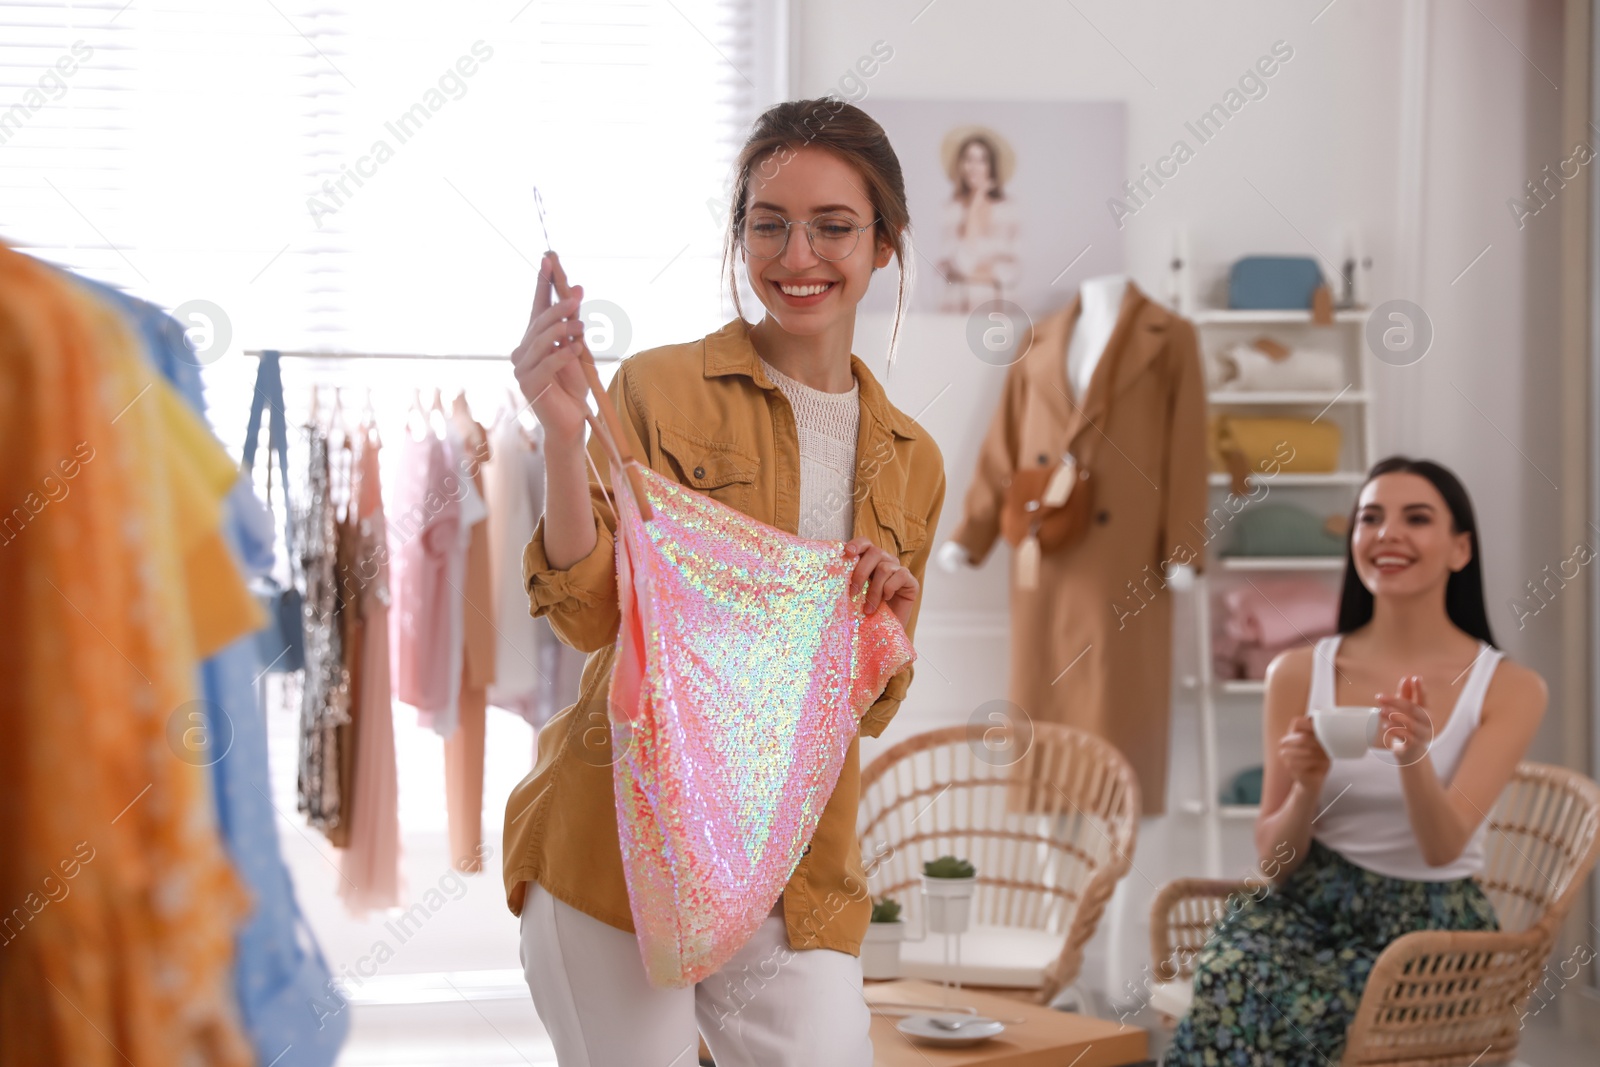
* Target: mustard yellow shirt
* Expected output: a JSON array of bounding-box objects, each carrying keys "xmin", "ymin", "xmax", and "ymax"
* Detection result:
[{"xmin": 501, "ymin": 318, "xmax": 946, "ymax": 956}]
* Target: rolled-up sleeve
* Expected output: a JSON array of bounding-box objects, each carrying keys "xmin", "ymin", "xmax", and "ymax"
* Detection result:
[
  {"xmin": 858, "ymin": 667, "xmax": 911, "ymax": 740},
  {"xmin": 519, "ymin": 361, "xmax": 648, "ymax": 654},
  {"xmin": 522, "ymin": 507, "xmax": 618, "ymax": 653}
]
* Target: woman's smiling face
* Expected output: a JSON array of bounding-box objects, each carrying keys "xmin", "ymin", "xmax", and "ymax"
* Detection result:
[
  {"xmin": 1350, "ymin": 472, "xmax": 1473, "ymax": 595},
  {"xmin": 741, "ymin": 145, "xmax": 892, "ymax": 339},
  {"xmin": 960, "ymin": 139, "xmax": 993, "ymax": 192}
]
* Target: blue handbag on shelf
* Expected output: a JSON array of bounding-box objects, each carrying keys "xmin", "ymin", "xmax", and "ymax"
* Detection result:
[
  {"xmin": 242, "ymin": 349, "xmax": 305, "ymax": 673},
  {"xmin": 1228, "ymin": 256, "xmax": 1326, "ymax": 310}
]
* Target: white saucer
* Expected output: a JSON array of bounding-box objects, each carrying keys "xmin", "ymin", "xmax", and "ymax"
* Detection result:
[{"xmin": 894, "ymin": 1013, "xmax": 1006, "ymax": 1047}]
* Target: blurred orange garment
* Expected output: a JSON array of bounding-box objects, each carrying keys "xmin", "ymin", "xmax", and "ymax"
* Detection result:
[{"xmin": 0, "ymin": 244, "xmax": 264, "ymax": 1066}]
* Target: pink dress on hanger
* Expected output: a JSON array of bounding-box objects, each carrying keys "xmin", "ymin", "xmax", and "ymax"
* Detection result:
[
  {"xmin": 339, "ymin": 431, "xmax": 403, "ymax": 910},
  {"xmin": 391, "ymin": 424, "xmax": 459, "ymax": 716}
]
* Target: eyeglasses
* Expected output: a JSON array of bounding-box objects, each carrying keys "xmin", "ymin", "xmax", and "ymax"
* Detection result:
[{"xmin": 739, "ymin": 211, "xmax": 876, "ymax": 262}]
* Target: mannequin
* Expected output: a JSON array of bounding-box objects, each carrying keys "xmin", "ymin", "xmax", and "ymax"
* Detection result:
[
  {"xmin": 938, "ymin": 274, "xmax": 1195, "ymax": 591},
  {"xmin": 941, "ymin": 273, "xmax": 1206, "ymax": 1010}
]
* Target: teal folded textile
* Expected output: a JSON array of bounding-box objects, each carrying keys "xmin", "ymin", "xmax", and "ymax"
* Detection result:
[
  {"xmin": 1222, "ymin": 765, "xmax": 1264, "ymax": 806},
  {"xmin": 1223, "ymin": 502, "xmax": 1345, "ymax": 557}
]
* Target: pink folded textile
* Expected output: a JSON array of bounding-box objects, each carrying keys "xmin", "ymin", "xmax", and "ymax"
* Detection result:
[
  {"xmin": 1220, "ymin": 578, "xmax": 1338, "ymax": 651},
  {"xmin": 608, "ymin": 462, "xmax": 915, "ymax": 988},
  {"xmin": 1237, "ymin": 644, "xmax": 1282, "ymax": 681}
]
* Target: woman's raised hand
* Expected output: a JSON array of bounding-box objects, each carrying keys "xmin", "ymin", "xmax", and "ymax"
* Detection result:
[
  {"xmin": 1376, "ymin": 675, "xmax": 1435, "ymax": 767},
  {"xmin": 511, "ymin": 251, "xmax": 592, "ymax": 448},
  {"xmin": 1279, "ymin": 715, "xmax": 1331, "ymax": 792},
  {"xmin": 843, "ymin": 538, "xmax": 919, "ymax": 628}
]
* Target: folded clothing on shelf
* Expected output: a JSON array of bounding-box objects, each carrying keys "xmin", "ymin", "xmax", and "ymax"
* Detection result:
[
  {"xmin": 1222, "ymin": 502, "xmax": 1349, "ymax": 558},
  {"xmin": 1222, "ymin": 765, "xmax": 1264, "ymax": 806},
  {"xmin": 1212, "ymin": 576, "xmax": 1340, "ymax": 680},
  {"xmin": 1205, "ymin": 336, "xmax": 1345, "ymax": 393},
  {"xmin": 1207, "ymin": 414, "xmax": 1342, "ymax": 482}
]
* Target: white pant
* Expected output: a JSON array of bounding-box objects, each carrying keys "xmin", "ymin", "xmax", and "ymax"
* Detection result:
[{"xmin": 519, "ymin": 882, "xmax": 874, "ymax": 1067}]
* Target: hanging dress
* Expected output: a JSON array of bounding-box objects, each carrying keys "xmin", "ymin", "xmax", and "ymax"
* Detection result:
[
  {"xmin": 298, "ymin": 423, "xmax": 350, "ymax": 836},
  {"xmin": 338, "ymin": 429, "xmax": 403, "ymax": 911}
]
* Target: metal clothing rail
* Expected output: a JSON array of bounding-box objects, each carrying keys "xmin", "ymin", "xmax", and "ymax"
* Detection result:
[{"xmin": 242, "ymin": 349, "xmax": 622, "ymax": 363}]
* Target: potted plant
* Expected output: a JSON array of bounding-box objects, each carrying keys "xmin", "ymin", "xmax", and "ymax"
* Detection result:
[
  {"xmin": 921, "ymin": 855, "xmax": 977, "ymax": 935},
  {"xmin": 861, "ymin": 896, "xmax": 905, "ymax": 980}
]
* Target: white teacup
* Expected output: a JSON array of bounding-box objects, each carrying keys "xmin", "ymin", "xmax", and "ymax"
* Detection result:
[{"xmin": 1311, "ymin": 705, "xmax": 1381, "ymax": 759}]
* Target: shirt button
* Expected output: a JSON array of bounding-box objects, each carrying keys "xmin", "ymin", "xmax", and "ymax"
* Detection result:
[
  {"xmin": 693, "ymin": 465, "xmax": 705, "ymax": 479},
  {"xmin": 802, "ymin": 844, "xmax": 811, "ymax": 857},
  {"xmin": 1097, "ymin": 509, "xmax": 1110, "ymax": 524}
]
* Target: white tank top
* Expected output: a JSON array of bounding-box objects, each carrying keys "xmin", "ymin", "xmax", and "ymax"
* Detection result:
[{"xmin": 1309, "ymin": 633, "xmax": 1503, "ymax": 881}]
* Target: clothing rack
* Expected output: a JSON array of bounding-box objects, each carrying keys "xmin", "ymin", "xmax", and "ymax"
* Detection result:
[{"xmin": 243, "ymin": 349, "xmax": 622, "ymax": 363}]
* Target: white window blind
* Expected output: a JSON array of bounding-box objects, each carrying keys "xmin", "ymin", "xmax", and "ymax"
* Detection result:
[{"xmin": 1, "ymin": 0, "xmax": 764, "ymax": 361}]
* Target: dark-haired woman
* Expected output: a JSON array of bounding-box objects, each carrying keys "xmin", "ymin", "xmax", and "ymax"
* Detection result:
[
  {"xmin": 502, "ymin": 99, "xmax": 945, "ymax": 1066},
  {"xmin": 1165, "ymin": 458, "xmax": 1548, "ymax": 1067}
]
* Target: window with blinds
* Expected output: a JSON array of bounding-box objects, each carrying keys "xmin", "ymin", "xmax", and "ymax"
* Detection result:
[{"xmin": 0, "ymin": 0, "xmax": 766, "ymax": 360}]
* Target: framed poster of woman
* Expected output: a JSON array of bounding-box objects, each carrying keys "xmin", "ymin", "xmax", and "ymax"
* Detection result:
[
  {"xmin": 938, "ymin": 126, "xmax": 1021, "ymax": 313},
  {"xmin": 859, "ymin": 100, "xmax": 1126, "ymax": 318}
]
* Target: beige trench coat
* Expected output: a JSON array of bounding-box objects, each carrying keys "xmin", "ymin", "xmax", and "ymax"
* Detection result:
[{"xmin": 949, "ymin": 282, "xmax": 1210, "ymax": 815}]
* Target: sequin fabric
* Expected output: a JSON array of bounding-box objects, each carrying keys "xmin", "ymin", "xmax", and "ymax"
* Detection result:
[{"xmin": 607, "ymin": 462, "xmax": 915, "ymax": 988}]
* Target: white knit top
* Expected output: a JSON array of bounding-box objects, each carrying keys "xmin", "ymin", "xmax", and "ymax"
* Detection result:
[
  {"xmin": 1310, "ymin": 633, "xmax": 1505, "ymax": 880},
  {"xmin": 762, "ymin": 356, "xmax": 858, "ymax": 919},
  {"xmin": 760, "ymin": 358, "xmax": 859, "ymax": 541}
]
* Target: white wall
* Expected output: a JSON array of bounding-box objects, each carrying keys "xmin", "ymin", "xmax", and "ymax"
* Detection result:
[{"xmin": 797, "ymin": 0, "xmax": 1569, "ymax": 1005}]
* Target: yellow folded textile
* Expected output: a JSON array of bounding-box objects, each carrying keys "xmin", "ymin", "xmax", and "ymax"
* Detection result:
[{"xmin": 1208, "ymin": 413, "xmax": 1342, "ymax": 494}]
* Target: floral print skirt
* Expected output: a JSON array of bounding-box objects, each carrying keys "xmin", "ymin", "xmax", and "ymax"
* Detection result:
[{"xmin": 1163, "ymin": 838, "xmax": 1499, "ymax": 1066}]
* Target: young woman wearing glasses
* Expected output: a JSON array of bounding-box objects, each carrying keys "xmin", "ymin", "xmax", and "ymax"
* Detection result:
[{"xmin": 503, "ymin": 99, "xmax": 946, "ymax": 1067}]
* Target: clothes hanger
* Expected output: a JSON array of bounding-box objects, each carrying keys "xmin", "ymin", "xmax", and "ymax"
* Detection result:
[
  {"xmin": 451, "ymin": 389, "xmax": 478, "ymax": 438},
  {"xmin": 363, "ymin": 388, "xmax": 381, "ymax": 448},
  {"xmin": 428, "ymin": 386, "xmax": 448, "ymax": 438},
  {"xmin": 532, "ymin": 182, "xmax": 648, "ymax": 517},
  {"xmin": 407, "ymin": 386, "xmax": 430, "ymax": 440},
  {"xmin": 334, "ymin": 387, "xmax": 356, "ymax": 520}
]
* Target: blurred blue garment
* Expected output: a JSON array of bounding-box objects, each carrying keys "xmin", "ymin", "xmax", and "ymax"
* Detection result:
[{"xmin": 68, "ymin": 275, "xmax": 349, "ymax": 1067}]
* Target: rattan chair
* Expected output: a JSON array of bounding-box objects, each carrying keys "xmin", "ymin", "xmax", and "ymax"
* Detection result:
[
  {"xmin": 857, "ymin": 723, "xmax": 1141, "ymax": 1005},
  {"xmin": 1147, "ymin": 762, "xmax": 1600, "ymax": 1066}
]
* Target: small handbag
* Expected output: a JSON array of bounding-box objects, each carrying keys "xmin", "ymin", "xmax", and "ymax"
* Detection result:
[
  {"xmin": 241, "ymin": 350, "xmax": 305, "ymax": 673},
  {"xmin": 999, "ymin": 452, "xmax": 1094, "ymax": 586},
  {"xmin": 1228, "ymin": 256, "xmax": 1323, "ymax": 310}
]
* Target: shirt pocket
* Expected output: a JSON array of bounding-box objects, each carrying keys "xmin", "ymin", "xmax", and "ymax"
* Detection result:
[
  {"xmin": 870, "ymin": 494, "xmax": 927, "ymax": 563},
  {"xmin": 655, "ymin": 422, "xmax": 759, "ymax": 514}
]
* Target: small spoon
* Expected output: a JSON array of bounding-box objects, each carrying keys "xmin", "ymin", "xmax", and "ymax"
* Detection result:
[{"xmin": 929, "ymin": 1014, "xmax": 1006, "ymax": 1030}]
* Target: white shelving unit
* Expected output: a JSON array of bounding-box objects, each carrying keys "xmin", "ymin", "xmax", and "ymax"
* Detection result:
[{"xmin": 1180, "ymin": 302, "xmax": 1375, "ymax": 877}]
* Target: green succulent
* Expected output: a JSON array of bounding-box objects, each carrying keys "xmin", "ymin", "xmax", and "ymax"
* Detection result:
[
  {"xmin": 870, "ymin": 897, "xmax": 903, "ymax": 923},
  {"xmin": 922, "ymin": 855, "xmax": 976, "ymax": 879}
]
